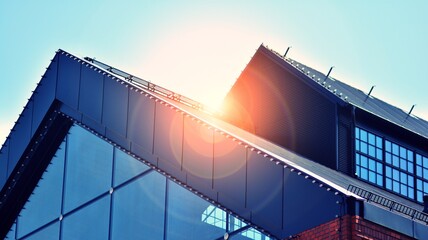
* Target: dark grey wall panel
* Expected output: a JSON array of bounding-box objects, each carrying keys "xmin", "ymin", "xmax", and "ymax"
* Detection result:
[
  {"xmin": 8, "ymin": 102, "xmax": 33, "ymax": 176},
  {"xmin": 127, "ymin": 91, "xmax": 155, "ymax": 154},
  {"xmin": 213, "ymin": 132, "xmax": 247, "ymax": 209},
  {"xmin": 102, "ymin": 78, "xmax": 128, "ymax": 137},
  {"xmin": 282, "ymin": 170, "xmax": 340, "ymax": 237},
  {"xmin": 79, "ymin": 65, "xmax": 104, "ymax": 122},
  {"xmin": 57, "ymin": 54, "xmax": 81, "ymax": 109},
  {"xmin": 154, "ymin": 103, "xmax": 183, "ymax": 171},
  {"xmin": 0, "ymin": 140, "xmax": 9, "ymax": 189},
  {"xmin": 182, "ymin": 118, "xmax": 214, "ymax": 190},
  {"xmin": 32, "ymin": 56, "xmax": 57, "ymax": 135},
  {"xmin": 247, "ymin": 151, "xmax": 283, "ymax": 233}
]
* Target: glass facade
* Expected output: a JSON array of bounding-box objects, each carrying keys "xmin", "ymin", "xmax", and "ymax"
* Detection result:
[
  {"xmin": 6, "ymin": 125, "xmax": 272, "ymax": 240},
  {"xmin": 355, "ymin": 127, "xmax": 428, "ymax": 203}
]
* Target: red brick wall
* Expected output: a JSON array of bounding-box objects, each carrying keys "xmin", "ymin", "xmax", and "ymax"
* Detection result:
[{"xmin": 292, "ymin": 215, "xmax": 414, "ymax": 240}]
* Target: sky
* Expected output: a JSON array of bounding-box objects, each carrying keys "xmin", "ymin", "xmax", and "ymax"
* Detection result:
[{"xmin": 1, "ymin": 1, "xmax": 428, "ymax": 145}]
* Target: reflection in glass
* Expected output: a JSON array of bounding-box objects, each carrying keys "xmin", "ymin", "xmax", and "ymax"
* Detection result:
[
  {"xmin": 167, "ymin": 180, "xmax": 225, "ymax": 240},
  {"xmin": 17, "ymin": 141, "xmax": 66, "ymax": 238},
  {"xmin": 63, "ymin": 125, "xmax": 113, "ymax": 213},
  {"xmin": 61, "ymin": 195, "xmax": 110, "ymax": 240},
  {"xmin": 111, "ymin": 172, "xmax": 165, "ymax": 240},
  {"xmin": 113, "ymin": 148, "xmax": 149, "ymax": 187},
  {"xmin": 24, "ymin": 222, "xmax": 59, "ymax": 240}
]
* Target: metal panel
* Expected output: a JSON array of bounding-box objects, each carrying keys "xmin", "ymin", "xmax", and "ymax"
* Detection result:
[
  {"xmin": 56, "ymin": 54, "xmax": 81, "ymax": 109},
  {"xmin": 127, "ymin": 91, "xmax": 155, "ymax": 154},
  {"xmin": 79, "ymin": 64, "xmax": 104, "ymax": 122},
  {"xmin": 246, "ymin": 150, "xmax": 283, "ymax": 233},
  {"xmin": 282, "ymin": 170, "xmax": 341, "ymax": 237},
  {"xmin": 102, "ymin": 77, "xmax": 128, "ymax": 138},
  {"xmin": 182, "ymin": 118, "xmax": 213, "ymax": 191},
  {"xmin": 363, "ymin": 202, "xmax": 414, "ymax": 237},
  {"xmin": 414, "ymin": 221, "xmax": 428, "ymax": 239},
  {"xmin": 32, "ymin": 55, "xmax": 57, "ymax": 135},
  {"xmin": 0, "ymin": 139, "xmax": 9, "ymax": 190},
  {"xmin": 154, "ymin": 102, "xmax": 183, "ymax": 171},
  {"xmin": 213, "ymin": 132, "xmax": 247, "ymax": 209},
  {"xmin": 8, "ymin": 102, "xmax": 33, "ymax": 176}
]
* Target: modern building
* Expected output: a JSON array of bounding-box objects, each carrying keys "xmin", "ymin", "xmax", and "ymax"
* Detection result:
[{"xmin": 0, "ymin": 45, "xmax": 427, "ymax": 239}]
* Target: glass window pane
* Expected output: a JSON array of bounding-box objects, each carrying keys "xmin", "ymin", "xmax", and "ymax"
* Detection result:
[
  {"xmin": 400, "ymin": 147, "xmax": 407, "ymax": 158},
  {"xmin": 368, "ymin": 133, "xmax": 375, "ymax": 145},
  {"xmin": 386, "ymin": 179, "xmax": 392, "ymax": 190},
  {"xmin": 376, "ymin": 137, "xmax": 382, "ymax": 148},
  {"xmin": 361, "ymin": 168, "xmax": 368, "ymax": 180},
  {"xmin": 63, "ymin": 125, "xmax": 113, "ymax": 213},
  {"xmin": 361, "ymin": 156, "xmax": 368, "ymax": 168},
  {"xmin": 111, "ymin": 171, "xmax": 165, "ymax": 240},
  {"xmin": 360, "ymin": 130, "xmax": 367, "ymax": 142},
  {"xmin": 368, "ymin": 146, "xmax": 375, "ymax": 158},
  {"xmin": 167, "ymin": 180, "xmax": 225, "ymax": 240},
  {"xmin": 368, "ymin": 159, "xmax": 375, "ymax": 171},
  {"xmin": 417, "ymin": 154, "xmax": 422, "ymax": 165},
  {"xmin": 6, "ymin": 222, "xmax": 16, "ymax": 240},
  {"xmin": 386, "ymin": 153, "xmax": 392, "ymax": 164},
  {"xmin": 376, "ymin": 149, "xmax": 383, "ymax": 160},
  {"xmin": 113, "ymin": 148, "xmax": 149, "ymax": 187},
  {"xmin": 17, "ymin": 140, "xmax": 66, "ymax": 238},
  {"xmin": 355, "ymin": 128, "xmax": 360, "ymax": 139},
  {"xmin": 408, "ymin": 151, "xmax": 414, "ymax": 162},
  {"xmin": 392, "ymin": 144, "xmax": 399, "ymax": 155},
  {"xmin": 25, "ymin": 222, "xmax": 60, "ymax": 240},
  {"xmin": 385, "ymin": 141, "xmax": 391, "ymax": 152},
  {"xmin": 361, "ymin": 142, "xmax": 368, "ymax": 153},
  {"xmin": 62, "ymin": 195, "xmax": 110, "ymax": 240}
]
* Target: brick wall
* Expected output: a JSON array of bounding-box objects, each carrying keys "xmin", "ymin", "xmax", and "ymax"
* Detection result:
[{"xmin": 291, "ymin": 215, "xmax": 414, "ymax": 240}]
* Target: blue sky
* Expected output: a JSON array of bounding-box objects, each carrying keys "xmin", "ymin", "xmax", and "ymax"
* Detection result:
[{"xmin": 1, "ymin": 1, "xmax": 428, "ymax": 144}]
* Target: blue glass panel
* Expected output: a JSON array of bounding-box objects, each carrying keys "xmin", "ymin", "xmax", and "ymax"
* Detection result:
[
  {"xmin": 57, "ymin": 54, "xmax": 81, "ymax": 109},
  {"xmin": 400, "ymin": 147, "xmax": 407, "ymax": 158},
  {"xmin": 167, "ymin": 180, "xmax": 225, "ymax": 240},
  {"xmin": 361, "ymin": 168, "xmax": 368, "ymax": 180},
  {"xmin": 78, "ymin": 64, "xmax": 104, "ymax": 122},
  {"xmin": 385, "ymin": 140, "xmax": 391, "ymax": 152},
  {"xmin": 113, "ymin": 148, "xmax": 149, "ymax": 187},
  {"xmin": 102, "ymin": 78, "xmax": 128, "ymax": 137},
  {"xmin": 424, "ymin": 181, "xmax": 428, "ymax": 191},
  {"xmin": 376, "ymin": 149, "xmax": 382, "ymax": 160},
  {"xmin": 6, "ymin": 222, "xmax": 16, "ymax": 240},
  {"xmin": 360, "ymin": 142, "xmax": 367, "ymax": 153},
  {"xmin": 400, "ymin": 184, "xmax": 407, "ymax": 196},
  {"xmin": 408, "ymin": 176, "xmax": 414, "ymax": 187},
  {"xmin": 368, "ymin": 133, "xmax": 375, "ymax": 145},
  {"xmin": 400, "ymin": 159, "xmax": 407, "ymax": 171},
  {"xmin": 376, "ymin": 175, "xmax": 383, "ymax": 186},
  {"xmin": 127, "ymin": 90, "xmax": 155, "ymax": 153},
  {"xmin": 417, "ymin": 154, "xmax": 422, "ymax": 165},
  {"xmin": 417, "ymin": 179, "xmax": 422, "ymax": 190},
  {"xmin": 355, "ymin": 154, "xmax": 360, "ymax": 165},
  {"xmin": 424, "ymin": 156, "xmax": 428, "ymax": 167},
  {"xmin": 355, "ymin": 127, "xmax": 360, "ymax": 139},
  {"xmin": 408, "ymin": 151, "xmax": 414, "ymax": 162},
  {"xmin": 355, "ymin": 139, "xmax": 360, "ymax": 151},
  {"xmin": 63, "ymin": 125, "xmax": 113, "ymax": 213},
  {"xmin": 386, "ymin": 153, "xmax": 392, "ymax": 164},
  {"xmin": 61, "ymin": 195, "xmax": 110, "ymax": 240},
  {"xmin": 417, "ymin": 166, "xmax": 422, "ymax": 177},
  {"xmin": 386, "ymin": 179, "xmax": 392, "ymax": 189},
  {"xmin": 368, "ymin": 159, "xmax": 375, "ymax": 171},
  {"xmin": 17, "ymin": 140, "xmax": 65, "ymax": 238},
  {"xmin": 393, "ymin": 156, "xmax": 399, "ymax": 167},
  {"xmin": 376, "ymin": 163, "xmax": 383, "ymax": 174},
  {"xmin": 369, "ymin": 171, "xmax": 375, "ymax": 183},
  {"xmin": 408, "ymin": 188, "xmax": 414, "ymax": 198},
  {"xmin": 361, "ymin": 156, "xmax": 368, "ymax": 167},
  {"xmin": 360, "ymin": 129, "xmax": 367, "ymax": 142},
  {"xmin": 424, "ymin": 168, "xmax": 428, "ymax": 179},
  {"xmin": 368, "ymin": 145, "xmax": 375, "ymax": 158},
  {"xmin": 111, "ymin": 171, "xmax": 165, "ymax": 240},
  {"xmin": 393, "ymin": 169, "xmax": 399, "ymax": 180},
  {"xmin": 392, "ymin": 143, "xmax": 399, "ymax": 155},
  {"xmin": 386, "ymin": 166, "xmax": 392, "ymax": 178},
  {"xmin": 408, "ymin": 162, "xmax": 414, "ymax": 174},
  {"xmin": 376, "ymin": 136, "xmax": 382, "ymax": 148},
  {"xmin": 25, "ymin": 222, "xmax": 60, "ymax": 240},
  {"xmin": 417, "ymin": 191, "xmax": 423, "ymax": 202},
  {"xmin": 356, "ymin": 167, "xmax": 360, "ymax": 177},
  {"xmin": 393, "ymin": 181, "xmax": 399, "ymax": 192},
  {"xmin": 400, "ymin": 172, "xmax": 407, "ymax": 184}
]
